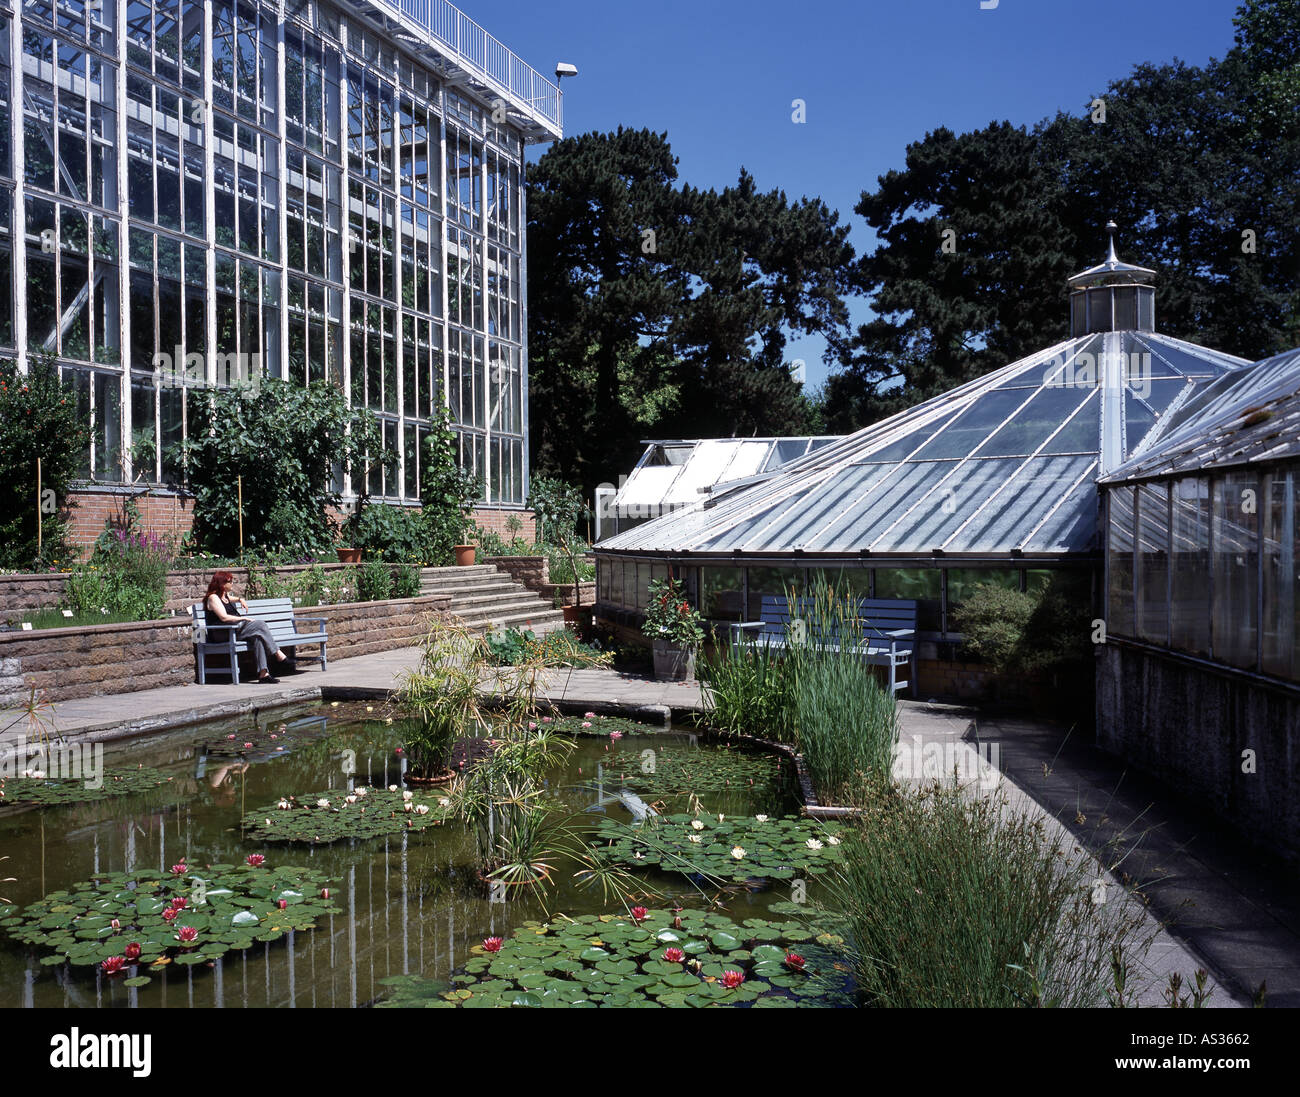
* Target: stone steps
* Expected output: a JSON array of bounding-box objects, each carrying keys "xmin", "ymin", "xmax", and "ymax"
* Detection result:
[{"xmin": 418, "ymin": 565, "xmax": 566, "ymax": 636}]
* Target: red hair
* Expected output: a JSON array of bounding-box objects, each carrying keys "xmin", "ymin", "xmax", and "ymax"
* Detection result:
[{"xmin": 205, "ymin": 571, "xmax": 235, "ymax": 598}]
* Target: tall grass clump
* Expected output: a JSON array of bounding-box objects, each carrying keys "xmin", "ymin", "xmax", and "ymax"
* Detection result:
[
  {"xmin": 829, "ymin": 782, "xmax": 1151, "ymax": 1008},
  {"xmin": 699, "ymin": 634, "xmax": 796, "ymax": 743},
  {"xmin": 783, "ymin": 584, "xmax": 899, "ymax": 800}
]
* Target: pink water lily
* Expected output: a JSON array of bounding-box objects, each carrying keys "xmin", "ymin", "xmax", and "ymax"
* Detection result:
[
  {"xmin": 482, "ymin": 937, "xmax": 503, "ymax": 953},
  {"xmin": 720, "ymin": 970, "xmax": 745, "ymax": 989},
  {"xmin": 785, "ymin": 952, "xmax": 806, "ymax": 972},
  {"xmin": 100, "ymin": 956, "xmax": 126, "ymax": 975},
  {"xmin": 662, "ymin": 947, "xmax": 686, "ymax": 964},
  {"xmin": 161, "ymin": 908, "xmax": 179, "ymax": 923},
  {"xmin": 630, "ymin": 906, "xmax": 648, "ymax": 923},
  {"xmin": 245, "ymin": 854, "xmax": 266, "ymax": 867},
  {"xmin": 170, "ymin": 862, "xmax": 187, "ymax": 876},
  {"xmin": 175, "ymin": 926, "xmax": 198, "ymax": 943},
  {"xmin": 124, "ymin": 943, "xmax": 142, "ymax": 962},
  {"xmin": 170, "ymin": 897, "xmax": 187, "ymax": 910}
]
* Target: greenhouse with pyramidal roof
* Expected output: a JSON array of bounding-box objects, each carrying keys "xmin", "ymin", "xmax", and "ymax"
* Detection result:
[{"xmin": 593, "ymin": 229, "xmax": 1251, "ymax": 696}]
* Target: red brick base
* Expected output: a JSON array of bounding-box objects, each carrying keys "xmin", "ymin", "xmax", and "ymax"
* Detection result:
[{"xmin": 62, "ymin": 487, "xmax": 534, "ymax": 560}]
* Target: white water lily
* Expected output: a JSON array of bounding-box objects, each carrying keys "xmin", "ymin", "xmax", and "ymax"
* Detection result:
[
  {"xmin": 388, "ymin": 784, "xmax": 399, "ymax": 792},
  {"xmin": 690, "ymin": 820, "xmax": 705, "ymax": 831},
  {"xmin": 413, "ymin": 804, "xmax": 430, "ymax": 815},
  {"xmin": 344, "ymin": 795, "xmax": 357, "ymax": 805},
  {"xmin": 806, "ymin": 838, "xmax": 824, "ymax": 851},
  {"xmin": 403, "ymin": 802, "xmax": 413, "ymax": 812},
  {"xmin": 316, "ymin": 798, "xmax": 331, "ymax": 809},
  {"xmin": 21, "ymin": 769, "xmax": 45, "ymax": 779},
  {"xmin": 355, "ymin": 786, "xmax": 368, "ymax": 796},
  {"xmin": 731, "ymin": 846, "xmax": 745, "ymax": 860},
  {"xmin": 755, "ymin": 814, "xmax": 769, "ymax": 823},
  {"xmin": 827, "ymin": 835, "xmax": 841, "ymax": 846},
  {"xmin": 438, "ymin": 798, "xmax": 451, "ymax": 808},
  {"xmin": 717, "ymin": 813, "xmax": 725, "ymax": 823},
  {"xmin": 402, "ymin": 790, "xmax": 414, "ymax": 801},
  {"xmin": 277, "ymin": 799, "xmax": 291, "ymax": 810},
  {"xmin": 688, "ymin": 834, "xmax": 702, "ymax": 843}
]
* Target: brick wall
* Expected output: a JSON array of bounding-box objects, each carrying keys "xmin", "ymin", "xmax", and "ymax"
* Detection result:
[
  {"xmin": 483, "ymin": 555, "xmax": 548, "ymax": 587},
  {"xmin": 0, "ymin": 593, "xmax": 449, "ymax": 705},
  {"xmin": 61, "ymin": 488, "xmax": 533, "ymax": 558},
  {"xmin": 470, "ymin": 508, "xmax": 536, "ymax": 541},
  {"xmin": 65, "ymin": 489, "xmax": 195, "ymax": 554}
]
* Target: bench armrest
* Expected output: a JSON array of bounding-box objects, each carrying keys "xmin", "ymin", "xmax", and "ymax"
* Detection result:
[
  {"xmin": 292, "ymin": 617, "xmax": 328, "ymax": 627},
  {"xmin": 880, "ymin": 627, "xmax": 913, "ymax": 638}
]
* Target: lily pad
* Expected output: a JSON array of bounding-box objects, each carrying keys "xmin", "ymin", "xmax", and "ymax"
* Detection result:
[{"xmin": 240, "ymin": 787, "xmax": 455, "ymax": 844}]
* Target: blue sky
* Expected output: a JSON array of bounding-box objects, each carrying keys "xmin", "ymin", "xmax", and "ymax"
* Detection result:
[{"xmin": 465, "ymin": 0, "xmax": 1245, "ymax": 389}]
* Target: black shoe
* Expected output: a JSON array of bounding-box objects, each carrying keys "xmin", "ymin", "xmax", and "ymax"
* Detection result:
[{"xmin": 255, "ymin": 675, "xmax": 280, "ymax": 685}]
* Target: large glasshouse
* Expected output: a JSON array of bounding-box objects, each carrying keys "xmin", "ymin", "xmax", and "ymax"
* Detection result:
[{"xmin": 594, "ymin": 236, "xmax": 1247, "ymax": 665}]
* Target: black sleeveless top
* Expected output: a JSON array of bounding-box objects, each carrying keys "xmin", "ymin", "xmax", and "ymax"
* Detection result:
[{"xmin": 205, "ymin": 596, "xmax": 242, "ymax": 627}]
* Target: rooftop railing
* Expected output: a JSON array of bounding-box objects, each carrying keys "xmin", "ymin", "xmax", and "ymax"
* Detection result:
[{"xmin": 372, "ymin": 0, "xmax": 562, "ymax": 133}]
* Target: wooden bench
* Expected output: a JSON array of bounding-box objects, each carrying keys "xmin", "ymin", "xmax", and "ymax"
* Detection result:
[
  {"xmin": 190, "ymin": 598, "xmax": 328, "ymax": 685},
  {"xmin": 730, "ymin": 594, "xmax": 918, "ymax": 696}
]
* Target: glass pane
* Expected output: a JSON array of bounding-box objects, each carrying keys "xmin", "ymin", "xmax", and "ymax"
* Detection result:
[
  {"xmin": 745, "ymin": 566, "xmax": 803, "ymax": 621},
  {"xmin": 1106, "ymin": 487, "xmax": 1135, "ymax": 637},
  {"xmin": 1212, "ymin": 473, "xmax": 1259, "ymax": 670},
  {"xmin": 973, "ymin": 386, "xmax": 1091, "ymax": 458},
  {"xmin": 1135, "ymin": 483, "xmax": 1169, "ymax": 644},
  {"xmin": 946, "ymin": 568, "xmax": 1020, "ymax": 617},
  {"xmin": 1170, "ymin": 477, "xmax": 1211, "ymax": 657},
  {"xmin": 1262, "ymin": 471, "xmax": 1296, "ymax": 680},
  {"xmin": 873, "ymin": 568, "xmax": 941, "ymax": 632},
  {"xmin": 701, "ymin": 566, "xmax": 744, "ymax": 622},
  {"xmin": 914, "ymin": 389, "xmax": 1032, "ymax": 460}
]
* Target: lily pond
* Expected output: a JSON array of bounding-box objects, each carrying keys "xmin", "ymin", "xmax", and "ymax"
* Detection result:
[{"xmin": 0, "ymin": 704, "xmax": 852, "ymax": 1008}]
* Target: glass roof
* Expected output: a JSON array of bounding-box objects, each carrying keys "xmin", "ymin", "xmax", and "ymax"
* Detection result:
[
  {"xmin": 1104, "ymin": 346, "xmax": 1300, "ymax": 483},
  {"xmin": 598, "ymin": 331, "xmax": 1247, "ymax": 558}
]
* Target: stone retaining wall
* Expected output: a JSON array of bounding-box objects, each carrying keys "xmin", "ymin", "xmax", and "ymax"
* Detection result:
[{"xmin": 0, "ymin": 594, "xmax": 449, "ymax": 706}]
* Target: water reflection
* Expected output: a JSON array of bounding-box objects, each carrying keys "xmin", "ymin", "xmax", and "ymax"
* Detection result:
[{"xmin": 0, "ymin": 705, "xmax": 807, "ymax": 1008}]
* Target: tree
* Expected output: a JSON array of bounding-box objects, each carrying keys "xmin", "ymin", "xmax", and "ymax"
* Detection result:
[
  {"xmin": 181, "ymin": 379, "xmax": 387, "ymax": 557},
  {"xmin": 0, "ymin": 357, "xmax": 89, "ymax": 568},
  {"xmin": 526, "ymin": 130, "xmax": 854, "ymax": 495}
]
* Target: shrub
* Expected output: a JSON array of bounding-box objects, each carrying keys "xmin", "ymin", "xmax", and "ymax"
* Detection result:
[
  {"xmin": 391, "ymin": 562, "xmax": 422, "ymax": 599},
  {"xmin": 63, "ymin": 506, "xmax": 172, "ymax": 621},
  {"xmin": 528, "ymin": 476, "xmax": 589, "ymax": 545},
  {"xmin": 699, "ymin": 636, "xmax": 796, "ymax": 743},
  {"xmin": 342, "ymin": 502, "xmax": 430, "ymax": 563},
  {"xmin": 357, "ymin": 559, "xmax": 394, "ymax": 602},
  {"xmin": 950, "ymin": 574, "xmax": 1093, "ymax": 676},
  {"xmin": 181, "ymin": 379, "xmax": 389, "ymax": 557},
  {"xmin": 0, "ymin": 357, "xmax": 89, "ymax": 569},
  {"xmin": 482, "ymin": 626, "xmax": 611, "ymax": 668},
  {"xmin": 829, "ymin": 782, "xmax": 1149, "ymax": 1008},
  {"xmin": 420, "ymin": 405, "xmax": 479, "ymax": 565},
  {"xmin": 643, "ymin": 576, "xmax": 705, "ymax": 649}
]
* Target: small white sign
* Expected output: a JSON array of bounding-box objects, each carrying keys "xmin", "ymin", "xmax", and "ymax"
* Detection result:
[
  {"xmin": 62, "ymin": 609, "xmax": 74, "ymax": 618},
  {"xmin": 21, "ymin": 622, "xmax": 33, "ymax": 631}
]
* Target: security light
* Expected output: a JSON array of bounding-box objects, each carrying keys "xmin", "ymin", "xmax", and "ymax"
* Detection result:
[{"xmin": 555, "ymin": 62, "xmax": 578, "ymax": 80}]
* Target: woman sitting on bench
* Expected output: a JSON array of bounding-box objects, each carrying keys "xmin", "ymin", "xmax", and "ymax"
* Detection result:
[{"xmin": 204, "ymin": 571, "xmax": 291, "ymax": 684}]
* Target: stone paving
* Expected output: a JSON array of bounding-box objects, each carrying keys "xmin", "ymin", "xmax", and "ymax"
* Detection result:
[{"xmin": 5, "ymin": 648, "xmax": 1298, "ymax": 1007}]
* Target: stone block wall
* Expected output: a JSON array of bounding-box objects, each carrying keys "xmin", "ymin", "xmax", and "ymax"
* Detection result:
[
  {"xmin": 1097, "ymin": 643, "xmax": 1300, "ymax": 863},
  {"xmin": 0, "ymin": 594, "xmax": 449, "ymax": 706}
]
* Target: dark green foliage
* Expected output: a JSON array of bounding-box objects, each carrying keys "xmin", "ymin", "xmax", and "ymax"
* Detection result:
[
  {"xmin": 419, "ymin": 404, "xmax": 479, "ymax": 566},
  {"xmin": 527, "ymin": 129, "xmax": 852, "ymax": 497},
  {"xmin": 356, "ymin": 559, "xmax": 393, "ymax": 602},
  {"xmin": 699, "ymin": 638, "xmax": 798, "ymax": 743},
  {"xmin": 591, "ymin": 814, "xmax": 844, "ymax": 882},
  {"xmin": 342, "ymin": 503, "xmax": 430, "ymax": 563},
  {"xmin": 950, "ymin": 574, "xmax": 1093, "ymax": 676},
  {"xmin": 0, "ymin": 358, "xmax": 89, "ymax": 569},
  {"xmin": 181, "ymin": 379, "xmax": 387, "ymax": 557},
  {"xmin": 828, "ymin": 784, "xmax": 1147, "ymax": 1008},
  {"xmin": 377, "ymin": 909, "xmax": 853, "ymax": 1008},
  {"xmin": 481, "ymin": 627, "xmax": 610, "ymax": 668},
  {"xmin": 391, "ymin": 562, "xmax": 422, "ymax": 599},
  {"xmin": 0, "ymin": 862, "xmax": 342, "ymax": 974},
  {"xmin": 0, "ymin": 767, "xmax": 173, "ymax": 806},
  {"xmin": 240, "ymin": 786, "xmax": 454, "ymax": 844}
]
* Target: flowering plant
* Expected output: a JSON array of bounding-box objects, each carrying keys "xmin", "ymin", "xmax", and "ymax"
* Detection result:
[{"xmin": 642, "ymin": 576, "xmax": 705, "ymax": 650}]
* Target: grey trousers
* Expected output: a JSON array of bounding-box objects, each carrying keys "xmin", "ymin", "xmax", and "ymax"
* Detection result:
[{"xmin": 237, "ymin": 619, "xmax": 279, "ymax": 674}]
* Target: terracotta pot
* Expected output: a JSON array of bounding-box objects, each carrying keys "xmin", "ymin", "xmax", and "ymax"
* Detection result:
[
  {"xmin": 454, "ymin": 544, "xmax": 476, "ymax": 567},
  {"xmin": 337, "ymin": 547, "xmax": 362, "ymax": 564},
  {"xmin": 562, "ymin": 604, "xmax": 580, "ymax": 626}
]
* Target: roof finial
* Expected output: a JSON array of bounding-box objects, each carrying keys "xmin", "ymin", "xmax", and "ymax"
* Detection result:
[{"xmin": 1105, "ymin": 220, "xmax": 1119, "ymax": 266}]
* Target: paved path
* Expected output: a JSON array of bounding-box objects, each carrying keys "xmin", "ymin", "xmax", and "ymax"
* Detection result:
[{"xmin": 5, "ymin": 653, "xmax": 1297, "ymax": 1006}]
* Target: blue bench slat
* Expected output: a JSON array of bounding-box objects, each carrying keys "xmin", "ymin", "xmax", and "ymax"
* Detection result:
[
  {"xmin": 190, "ymin": 597, "xmax": 328, "ymax": 684},
  {"xmin": 733, "ymin": 594, "xmax": 918, "ymax": 696}
]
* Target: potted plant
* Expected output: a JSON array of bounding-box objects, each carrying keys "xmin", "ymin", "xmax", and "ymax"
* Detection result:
[
  {"xmin": 643, "ymin": 575, "xmax": 705, "ymax": 681},
  {"xmin": 420, "ymin": 407, "xmax": 481, "ymax": 567},
  {"xmin": 396, "ymin": 619, "xmax": 485, "ymax": 784}
]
